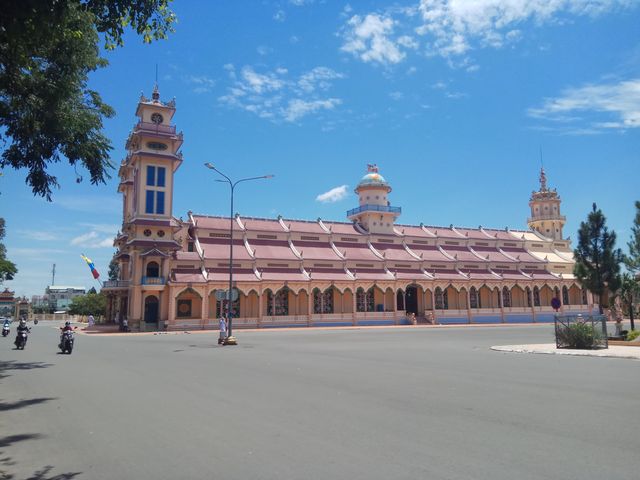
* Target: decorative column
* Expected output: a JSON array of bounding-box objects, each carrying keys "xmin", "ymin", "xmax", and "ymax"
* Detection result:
[
  {"xmin": 530, "ymin": 286, "xmax": 536, "ymax": 323},
  {"xmin": 201, "ymin": 288, "xmax": 209, "ymax": 330},
  {"xmin": 466, "ymin": 289, "xmax": 472, "ymax": 324},
  {"xmin": 168, "ymin": 286, "xmax": 176, "ymax": 328},
  {"xmin": 352, "ymin": 287, "xmax": 357, "ymax": 326},
  {"xmin": 307, "ymin": 289, "xmax": 313, "ymax": 326},
  {"xmin": 258, "ymin": 289, "xmax": 263, "ymax": 328},
  {"xmin": 430, "ymin": 288, "xmax": 436, "ymax": 324},
  {"xmin": 499, "ymin": 287, "xmax": 505, "ymax": 323}
]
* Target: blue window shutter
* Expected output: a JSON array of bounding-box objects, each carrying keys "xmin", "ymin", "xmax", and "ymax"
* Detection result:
[
  {"xmin": 145, "ymin": 190, "xmax": 155, "ymax": 214},
  {"xmin": 157, "ymin": 167, "xmax": 166, "ymax": 187},
  {"xmin": 156, "ymin": 191, "xmax": 165, "ymax": 214},
  {"xmin": 146, "ymin": 166, "xmax": 156, "ymax": 186}
]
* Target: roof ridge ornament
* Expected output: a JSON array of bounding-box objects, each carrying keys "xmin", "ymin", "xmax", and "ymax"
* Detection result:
[{"xmin": 367, "ymin": 163, "xmax": 379, "ymax": 173}]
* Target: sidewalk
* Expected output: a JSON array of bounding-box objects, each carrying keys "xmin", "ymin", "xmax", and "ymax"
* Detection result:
[{"xmin": 491, "ymin": 343, "xmax": 640, "ymax": 360}]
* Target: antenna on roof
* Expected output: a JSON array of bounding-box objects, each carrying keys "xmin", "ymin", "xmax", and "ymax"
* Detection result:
[{"xmin": 51, "ymin": 263, "xmax": 56, "ymax": 286}]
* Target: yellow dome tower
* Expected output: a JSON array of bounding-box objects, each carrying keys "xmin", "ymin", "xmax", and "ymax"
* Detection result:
[{"xmin": 528, "ymin": 167, "xmax": 566, "ymax": 240}]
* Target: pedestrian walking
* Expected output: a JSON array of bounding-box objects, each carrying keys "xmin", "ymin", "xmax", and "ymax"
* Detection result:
[
  {"xmin": 218, "ymin": 316, "xmax": 227, "ymax": 344},
  {"xmin": 88, "ymin": 314, "xmax": 95, "ymax": 327}
]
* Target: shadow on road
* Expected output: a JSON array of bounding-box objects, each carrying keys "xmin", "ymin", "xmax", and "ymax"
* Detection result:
[
  {"xmin": 0, "ymin": 434, "xmax": 82, "ymax": 479},
  {"xmin": 0, "ymin": 361, "xmax": 53, "ymax": 380},
  {"xmin": 0, "ymin": 397, "xmax": 57, "ymax": 412}
]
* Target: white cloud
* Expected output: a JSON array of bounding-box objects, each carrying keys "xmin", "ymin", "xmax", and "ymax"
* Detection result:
[
  {"xmin": 18, "ymin": 230, "xmax": 59, "ymax": 241},
  {"xmin": 340, "ymin": 0, "xmax": 636, "ymax": 67},
  {"xmin": 184, "ymin": 75, "xmax": 216, "ymax": 94},
  {"xmin": 274, "ymin": 9, "xmax": 286, "ymax": 22},
  {"xmin": 219, "ymin": 64, "xmax": 344, "ymax": 123},
  {"xmin": 316, "ymin": 185, "xmax": 349, "ymax": 203},
  {"xmin": 340, "ymin": 14, "xmax": 407, "ymax": 65},
  {"xmin": 283, "ymin": 98, "xmax": 342, "ymax": 122},
  {"xmin": 528, "ymin": 78, "xmax": 640, "ymax": 133},
  {"xmin": 389, "ymin": 91, "xmax": 404, "ymax": 100},
  {"xmin": 70, "ymin": 224, "xmax": 118, "ymax": 248},
  {"xmin": 257, "ymin": 45, "xmax": 273, "ymax": 56}
]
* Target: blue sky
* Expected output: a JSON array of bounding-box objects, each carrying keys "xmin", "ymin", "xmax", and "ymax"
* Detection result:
[{"xmin": 2, "ymin": 0, "xmax": 639, "ymax": 297}]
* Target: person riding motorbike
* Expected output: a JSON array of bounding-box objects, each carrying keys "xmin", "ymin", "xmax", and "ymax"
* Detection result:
[
  {"xmin": 2, "ymin": 318, "xmax": 10, "ymax": 336},
  {"xmin": 59, "ymin": 321, "xmax": 74, "ymax": 347},
  {"xmin": 15, "ymin": 319, "xmax": 30, "ymax": 347}
]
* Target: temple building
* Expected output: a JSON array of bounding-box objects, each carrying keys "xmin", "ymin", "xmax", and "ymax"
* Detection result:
[{"xmin": 103, "ymin": 88, "xmax": 593, "ymax": 331}]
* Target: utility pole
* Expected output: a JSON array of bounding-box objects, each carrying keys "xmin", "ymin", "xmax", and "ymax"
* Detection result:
[{"xmin": 52, "ymin": 263, "xmax": 56, "ymax": 286}]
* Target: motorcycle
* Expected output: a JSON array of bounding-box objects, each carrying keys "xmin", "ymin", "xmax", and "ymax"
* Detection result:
[
  {"xmin": 59, "ymin": 330, "xmax": 75, "ymax": 354},
  {"xmin": 2, "ymin": 325, "xmax": 9, "ymax": 337},
  {"xmin": 15, "ymin": 329, "xmax": 29, "ymax": 350}
]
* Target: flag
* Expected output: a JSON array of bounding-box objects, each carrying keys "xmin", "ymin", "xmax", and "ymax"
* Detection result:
[{"xmin": 81, "ymin": 254, "xmax": 100, "ymax": 279}]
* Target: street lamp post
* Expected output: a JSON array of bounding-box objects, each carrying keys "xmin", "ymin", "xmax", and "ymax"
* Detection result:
[{"xmin": 204, "ymin": 163, "xmax": 273, "ymax": 345}]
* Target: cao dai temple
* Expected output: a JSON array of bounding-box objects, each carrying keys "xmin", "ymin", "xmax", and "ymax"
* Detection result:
[{"xmin": 103, "ymin": 87, "xmax": 594, "ymax": 331}]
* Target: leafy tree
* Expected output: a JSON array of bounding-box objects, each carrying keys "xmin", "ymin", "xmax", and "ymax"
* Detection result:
[
  {"xmin": 0, "ymin": 218, "xmax": 18, "ymax": 284},
  {"xmin": 574, "ymin": 203, "xmax": 622, "ymax": 314},
  {"xmin": 619, "ymin": 273, "xmax": 639, "ymax": 331},
  {"xmin": 0, "ymin": 0, "xmax": 176, "ymax": 200},
  {"xmin": 625, "ymin": 200, "xmax": 640, "ymax": 274},
  {"xmin": 108, "ymin": 256, "xmax": 120, "ymax": 281},
  {"xmin": 68, "ymin": 292, "xmax": 106, "ymax": 316}
]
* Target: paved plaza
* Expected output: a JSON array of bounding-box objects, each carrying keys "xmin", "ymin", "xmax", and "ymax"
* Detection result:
[{"xmin": 1, "ymin": 322, "xmax": 638, "ymax": 480}]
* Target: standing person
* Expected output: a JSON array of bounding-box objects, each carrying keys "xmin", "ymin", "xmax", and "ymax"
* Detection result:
[
  {"xmin": 122, "ymin": 317, "xmax": 129, "ymax": 332},
  {"xmin": 88, "ymin": 314, "xmax": 95, "ymax": 328},
  {"xmin": 218, "ymin": 316, "xmax": 227, "ymax": 344}
]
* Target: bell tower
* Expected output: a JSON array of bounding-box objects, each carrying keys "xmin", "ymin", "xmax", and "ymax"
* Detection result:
[
  {"xmin": 528, "ymin": 167, "xmax": 565, "ymax": 240},
  {"xmin": 347, "ymin": 164, "xmax": 401, "ymax": 235},
  {"xmin": 120, "ymin": 84, "xmax": 183, "ymax": 222}
]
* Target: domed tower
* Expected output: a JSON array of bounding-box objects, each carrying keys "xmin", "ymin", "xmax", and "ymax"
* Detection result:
[
  {"xmin": 347, "ymin": 164, "xmax": 401, "ymax": 234},
  {"xmin": 528, "ymin": 167, "xmax": 566, "ymax": 240}
]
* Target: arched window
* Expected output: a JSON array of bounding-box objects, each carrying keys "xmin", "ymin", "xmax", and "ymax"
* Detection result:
[
  {"xmin": 562, "ymin": 286, "xmax": 570, "ymax": 305},
  {"xmin": 554, "ymin": 286, "xmax": 560, "ymax": 300},
  {"xmin": 435, "ymin": 287, "xmax": 448, "ymax": 310},
  {"xmin": 274, "ymin": 288, "xmax": 289, "ymax": 316},
  {"xmin": 581, "ymin": 288, "xmax": 588, "ymax": 305},
  {"xmin": 533, "ymin": 286, "xmax": 541, "ymax": 307},
  {"xmin": 502, "ymin": 287, "xmax": 511, "ymax": 308},
  {"xmin": 525, "ymin": 287, "xmax": 532, "ymax": 308},
  {"xmin": 469, "ymin": 287, "xmax": 479, "ymax": 309},
  {"xmin": 396, "ymin": 290, "xmax": 405, "ymax": 311},
  {"xmin": 265, "ymin": 289, "xmax": 274, "ymax": 316},
  {"xmin": 356, "ymin": 287, "xmax": 374, "ymax": 312},
  {"xmin": 146, "ymin": 261, "xmax": 160, "ymax": 277},
  {"xmin": 313, "ymin": 288, "xmax": 334, "ymax": 314}
]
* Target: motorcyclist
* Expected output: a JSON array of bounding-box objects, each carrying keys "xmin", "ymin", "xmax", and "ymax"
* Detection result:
[
  {"xmin": 2, "ymin": 318, "xmax": 10, "ymax": 335},
  {"xmin": 59, "ymin": 321, "xmax": 74, "ymax": 347},
  {"xmin": 15, "ymin": 319, "xmax": 30, "ymax": 346}
]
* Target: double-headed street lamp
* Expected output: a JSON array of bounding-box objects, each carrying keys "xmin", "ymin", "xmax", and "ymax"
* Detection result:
[{"xmin": 204, "ymin": 162, "xmax": 274, "ymax": 345}]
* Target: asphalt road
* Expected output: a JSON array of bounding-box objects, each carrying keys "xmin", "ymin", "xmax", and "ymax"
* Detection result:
[{"xmin": 1, "ymin": 322, "xmax": 638, "ymax": 480}]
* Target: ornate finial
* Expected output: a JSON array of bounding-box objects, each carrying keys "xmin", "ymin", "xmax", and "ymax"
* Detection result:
[
  {"xmin": 539, "ymin": 167, "xmax": 547, "ymax": 191},
  {"xmin": 152, "ymin": 83, "xmax": 160, "ymax": 101},
  {"xmin": 367, "ymin": 163, "xmax": 379, "ymax": 173}
]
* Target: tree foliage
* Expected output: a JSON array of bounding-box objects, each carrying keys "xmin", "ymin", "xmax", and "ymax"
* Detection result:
[
  {"xmin": 573, "ymin": 203, "xmax": 622, "ymax": 314},
  {"xmin": 619, "ymin": 273, "xmax": 639, "ymax": 331},
  {"xmin": 0, "ymin": 218, "xmax": 18, "ymax": 284},
  {"xmin": 625, "ymin": 200, "xmax": 640, "ymax": 274},
  {"xmin": 108, "ymin": 255, "xmax": 120, "ymax": 281},
  {"xmin": 68, "ymin": 292, "xmax": 106, "ymax": 316},
  {"xmin": 0, "ymin": 0, "xmax": 176, "ymax": 200}
]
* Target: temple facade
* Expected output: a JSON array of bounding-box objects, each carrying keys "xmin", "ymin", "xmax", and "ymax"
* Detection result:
[{"xmin": 103, "ymin": 88, "xmax": 593, "ymax": 331}]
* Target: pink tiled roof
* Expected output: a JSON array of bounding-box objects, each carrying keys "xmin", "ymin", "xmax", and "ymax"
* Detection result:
[
  {"xmin": 323, "ymin": 222, "xmax": 361, "ymax": 235},
  {"xmin": 308, "ymin": 268, "xmax": 352, "ymax": 281},
  {"xmin": 522, "ymin": 269, "xmax": 558, "ymax": 280},
  {"xmin": 292, "ymin": 240, "xmax": 342, "ymax": 261},
  {"xmin": 199, "ymin": 238, "xmax": 252, "ymax": 260},
  {"xmin": 193, "ymin": 215, "xmax": 243, "ymax": 231},
  {"xmin": 241, "ymin": 217, "xmax": 286, "ymax": 232},
  {"xmin": 405, "ymin": 244, "xmax": 452, "ymax": 262},
  {"xmin": 260, "ymin": 268, "xmax": 307, "ymax": 281},
  {"xmin": 471, "ymin": 246, "xmax": 516, "ymax": 263},
  {"xmin": 393, "ymin": 268, "xmax": 430, "ymax": 280},
  {"xmin": 283, "ymin": 219, "xmax": 325, "ymax": 234},
  {"xmin": 429, "ymin": 269, "xmax": 466, "ymax": 280},
  {"xmin": 394, "ymin": 224, "xmax": 434, "ymax": 237},
  {"xmin": 492, "ymin": 269, "xmax": 530, "ymax": 280},
  {"xmin": 352, "ymin": 269, "xmax": 394, "ymax": 280},
  {"xmin": 451, "ymin": 227, "xmax": 491, "ymax": 240},
  {"xmin": 175, "ymin": 251, "xmax": 200, "ymax": 261},
  {"xmin": 333, "ymin": 241, "xmax": 379, "ymax": 261},
  {"xmin": 249, "ymin": 239, "xmax": 298, "ymax": 261},
  {"xmin": 371, "ymin": 243, "xmax": 418, "ymax": 262},
  {"xmin": 206, "ymin": 268, "xmax": 258, "ymax": 282},
  {"xmin": 500, "ymin": 247, "xmax": 545, "ymax": 263},
  {"xmin": 172, "ymin": 269, "xmax": 205, "ymax": 283},
  {"xmin": 462, "ymin": 269, "xmax": 500, "ymax": 280},
  {"xmin": 441, "ymin": 245, "xmax": 483, "ymax": 262}
]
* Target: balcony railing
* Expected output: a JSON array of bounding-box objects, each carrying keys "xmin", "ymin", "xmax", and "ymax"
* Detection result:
[
  {"xmin": 142, "ymin": 276, "xmax": 166, "ymax": 285},
  {"xmin": 347, "ymin": 204, "xmax": 402, "ymax": 217},
  {"xmin": 103, "ymin": 280, "xmax": 130, "ymax": 288},
  {"xmin": 135, "ymin": 122, "xmax": 176, "ymax": 135},
  {"xmin": 527, "ymin": 214, "xmax": 566, "ymax": 223}
]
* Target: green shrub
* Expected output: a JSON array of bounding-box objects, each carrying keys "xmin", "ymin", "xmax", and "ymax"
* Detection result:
[
  {"xmin": 627, "ymin": 330, "xmax": 640, "ymax": 342},
  {"xmin": 556, "ymin": 322, "xmax": 602, "ymax": 349}
]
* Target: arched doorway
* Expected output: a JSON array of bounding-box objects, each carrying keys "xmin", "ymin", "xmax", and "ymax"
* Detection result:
[
  {"xmin": 405, "ymin": 285, "xmax": 419, "ymax": 315},
  {"xmin": 144, "ymin": 295, "xmax": 159, "ymax": 323}
]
